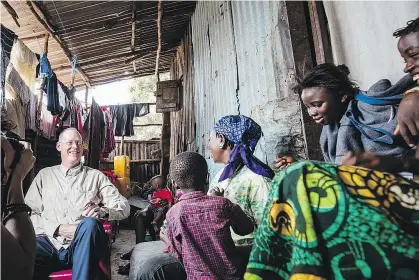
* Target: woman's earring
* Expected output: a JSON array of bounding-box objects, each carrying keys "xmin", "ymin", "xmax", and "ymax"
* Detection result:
[{"xmin": 219, "ymin": 143, "xmax": 224, "ymax": 148}]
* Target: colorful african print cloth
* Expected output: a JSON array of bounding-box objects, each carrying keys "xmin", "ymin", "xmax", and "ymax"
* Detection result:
[
  {"xmin": 209, "ymin": 166, "xmax": 271, "ymax": 244},
  {"xmin": 214, "ymin": 115, "xmax": 274, "ymax": 181},
  {"xmin": 245, "ymin": 161, "xmax": 419, "ymax": 280}
]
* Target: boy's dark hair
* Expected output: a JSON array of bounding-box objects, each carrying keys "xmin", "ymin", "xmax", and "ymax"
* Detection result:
[
  {"xmin": 170, "ymin": 152, "xmax": 208, "ymax": 190},
  {"xmin": 293, "ymin": 63, "xmax": 357, "ymax": 100},
  {"xmin": 393, "ymin": 17, "xmax": 419, "ymax": 38}
]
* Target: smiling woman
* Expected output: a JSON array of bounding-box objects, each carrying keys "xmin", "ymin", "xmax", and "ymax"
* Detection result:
[{"xmin": 275, "ymin": 62, "xmax": 417, "ymax": 169}]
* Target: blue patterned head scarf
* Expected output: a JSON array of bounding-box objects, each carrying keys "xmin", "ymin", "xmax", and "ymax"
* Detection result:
[{"xmin": 214, "ymin": 115, "xmax": 275, "ymax": 182}]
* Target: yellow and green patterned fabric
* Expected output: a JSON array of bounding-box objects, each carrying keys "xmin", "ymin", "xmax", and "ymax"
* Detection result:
[{"xmin": 245, "ymin": 161, "xmax": 419, "ymax": 280}]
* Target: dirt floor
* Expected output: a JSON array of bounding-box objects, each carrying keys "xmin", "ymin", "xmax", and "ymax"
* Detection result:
[{"xmin": 110, "ymin": 229, "xmax": 136, "ymax": 280}]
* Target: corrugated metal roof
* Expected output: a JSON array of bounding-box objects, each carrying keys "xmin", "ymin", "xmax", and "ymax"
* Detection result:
[{"xmin": 0, "ymin": 1, "xmax": 195, "ymax": 88}]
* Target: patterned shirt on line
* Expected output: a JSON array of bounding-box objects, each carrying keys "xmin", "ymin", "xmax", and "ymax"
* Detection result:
[{"xmin": 166, "ymin": 191, "xmax": 253, "ymax": 280}]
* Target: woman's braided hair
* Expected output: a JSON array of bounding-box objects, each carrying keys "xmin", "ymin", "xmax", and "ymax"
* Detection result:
[{"xmin": 393, "ymin": 17, "xmax": 419, "ymax": 38}]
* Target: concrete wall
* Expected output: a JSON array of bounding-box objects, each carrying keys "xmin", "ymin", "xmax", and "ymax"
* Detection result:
[
  {"xmin": 324, "ymin": 1, "xmax": 419, "ymax": 89},
  {"xmin": 191, "ymin": 1, "xmax": 306, "ymax": 180}
]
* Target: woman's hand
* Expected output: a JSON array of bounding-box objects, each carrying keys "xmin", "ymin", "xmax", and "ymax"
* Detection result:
[
  {"xmin": 208, "ymin": 187, "xmax": 224, "ymax": 197},
  {"xmin": 274, "ymin": 156, "xmax": 294, "ymax": 171},
  {"xmin": 340, "ymin": 152, "xmax": 407, "ymax": 174},
  {"xmin": 1, "ymin": 136, "xmax": 35, "ymax": 182}
]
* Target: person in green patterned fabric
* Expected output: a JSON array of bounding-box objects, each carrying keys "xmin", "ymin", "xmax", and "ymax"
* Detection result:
[
  {"xmin": 245, "ymin": 161, "xmax": 419, "ymax": 280},
  {"xmin": 207, "ymin": 115, "xmax": 275, "ymax": 246}
]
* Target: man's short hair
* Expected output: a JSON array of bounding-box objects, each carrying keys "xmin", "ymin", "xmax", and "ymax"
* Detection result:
[
  {"xmin": 58, "ymin": 128, "xmax": 82, "ymax": 143},
  {"xmin": 170, "ymin": 152, "xmax": 208, "ymax": 190}
]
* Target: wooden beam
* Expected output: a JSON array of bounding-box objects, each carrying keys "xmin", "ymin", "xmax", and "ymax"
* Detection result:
[
  {"xmin": 57, "ymin": 7, "xmax": 196, "ymax": 34},
  {"xmin": 26, "ymin": 1, "xmax": 92, "ymax": 87},
  {"xmin": 131, "ymin": 2, "xmax": 137, "ymax": 73},
  {"xmin": 20, "ymin": 32, "xmax": 46, "ymax": 42},
  {"xmin": 307, "ymin": 1, "xmax": 333, "ymax": 64},
  {"xmin": 155, "ymin": 0, "xmax": 162, "ymax": 79},
  {"xmin": 131, "ymin": 2, "xmax": 136, "ymax": 52},
  {"xmin": 133, "ymin": 124, "xmax": 162, "ymax": 127},
  {"xmin": 52, "ymin": 44, "xmax": 177, "ymax": 71},
  {"xmin": 84, "ymin": 85, "xmax": 88, "ymax": 110},
  {"xmin": 1, "ymin": 1, "xmax": 20, "ymax": 27},
  {"xmin": 92, "ymin": 70, "xmax": 156, "ymax": 86},
  {"xmin": 125, "ymin": 47, "xmax": 176, "ymax": 64},
  {"xmin": 156, "ymin": 0, "xmax": 170, "ymax": 179}
]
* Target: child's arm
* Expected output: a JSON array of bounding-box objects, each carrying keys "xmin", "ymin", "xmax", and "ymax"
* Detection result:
[{"xmin": 228, "ymin": 201, "xmax": 254, "ymax": 236}]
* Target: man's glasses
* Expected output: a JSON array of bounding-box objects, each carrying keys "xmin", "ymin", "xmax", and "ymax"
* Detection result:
[{"xmin": 61, "ymin": 141, "xmax": 83, "ymax": 146}]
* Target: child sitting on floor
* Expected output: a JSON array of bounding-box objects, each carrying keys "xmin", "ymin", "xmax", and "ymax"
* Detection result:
[
  {"xmin": 165, "ymin": 152, "xmax": 254, "ymax": 279},
  {"xmin": 138, "ymin": 175, "xmax": 173, "ymax": 228}
]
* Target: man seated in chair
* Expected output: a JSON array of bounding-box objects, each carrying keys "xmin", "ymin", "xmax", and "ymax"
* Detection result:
[{"xmin": 25, "ymin": 128, "xmax": 130, "ymax": 280}]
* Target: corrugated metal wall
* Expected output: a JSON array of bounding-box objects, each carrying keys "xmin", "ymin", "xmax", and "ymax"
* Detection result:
[
  {"xmin": 191, "ymin": 1, "xmax": 306, "ymax": 179},
  {"xmin": 170, "ymin": 23, "xmax": 196, "ymax": 160}
]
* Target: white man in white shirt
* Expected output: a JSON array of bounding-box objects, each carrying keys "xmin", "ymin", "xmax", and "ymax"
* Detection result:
[{"xmin": 25, "ymin": 128, "xmax": 130, "ymax": 280}]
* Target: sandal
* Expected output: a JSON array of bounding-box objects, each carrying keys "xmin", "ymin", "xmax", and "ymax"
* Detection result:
[
  {"xmin": 117, "ymin": 263, "xmax": 130, "ymax": 275},
  {"xmin": 120, "ymin": 249, "xmax": 133, "ymax": 260}
]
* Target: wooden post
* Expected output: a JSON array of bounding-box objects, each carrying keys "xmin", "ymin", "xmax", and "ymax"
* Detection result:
[
  {"xmin": 84, "ymin": 85, "xmax": 88, "ymax": 110},
  {"xmin": 155, "ymin": 0, "xmax": 170, "ymax": 178},
  {"xmin": 120, "ymin": 136, "xmax": 125, "ymax": 155}
]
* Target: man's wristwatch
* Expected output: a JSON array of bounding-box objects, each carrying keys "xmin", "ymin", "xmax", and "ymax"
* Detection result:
[{"xmin": 100, "ymin": 207, "xmax": 110, "ymax": 219}]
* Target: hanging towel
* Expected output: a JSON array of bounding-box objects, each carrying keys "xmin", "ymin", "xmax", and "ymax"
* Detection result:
[{"xmin": 1, "ymin": 25, "xmax": 16, "ymax": 106}]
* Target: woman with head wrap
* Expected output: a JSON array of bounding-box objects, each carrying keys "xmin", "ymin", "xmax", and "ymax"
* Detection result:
[{"xmin": 207, "ymin": 115, "xmax": 274, "ymax": 246}]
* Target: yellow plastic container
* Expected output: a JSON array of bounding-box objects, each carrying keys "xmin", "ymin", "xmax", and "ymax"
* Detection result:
[
  {"xmin": 114, "ymin": 155, "xmax": 130, "ymax": 178},
  {"xmin": 116, "ymin": 177, "xmax": 132, "ymax": 197}
]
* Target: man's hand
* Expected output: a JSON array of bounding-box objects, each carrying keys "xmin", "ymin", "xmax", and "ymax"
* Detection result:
[
  {"xmin": 340, "ymin": 152, "xmax": 406, "ymax": 174},
  {"xmin": 208, "ymin": 187, "xmax": 224, "ymax": 197},
  {"xmin": 394, "ymin": 93, "xmax": 419, "ymax": 147},
  {"xmin": 57, "ymin": 224, "xmax": 78, "ymax": 239},
  {"xmin": 82, "ymin": 201, "xmax": 105, "ymax": 219}
]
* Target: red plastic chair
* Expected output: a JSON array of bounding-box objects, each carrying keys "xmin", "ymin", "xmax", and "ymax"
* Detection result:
[{"xmin": 49, "ymin": 221, "xmax": 113, "ymax": 280}]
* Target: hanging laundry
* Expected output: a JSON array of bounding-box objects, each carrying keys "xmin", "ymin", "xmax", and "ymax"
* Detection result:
[
  {"xmin": 57, "ymin": 82, "xmax": 67, "ymax": 114},
  {"xmin": 4, "ymin": 91, "xmax": 25, "ymax": 139},
  {"xmin": 101, "ymin": 107, "xmax": 116, "ymax": 154},
  {"xmin": 40, "ymin": 101, "xmax": 57, "ymax": 140},
  {"xmin": 45, "ymin": 73, "xmax": 61, "ymax": 115},
  {"xmin": 25, "ymin": 91, "xmax": 38, "ymax": 131},
  {"xmin": 5, "ymin": 65, "xmax": 32, "ymax": 106},
  {"xmin": 1, "ymin": 25, "xmax": 16, "ymax": 106},
  {"xmin": 7, "ymin": 39, "xmax": 38, "ymax": 104},
  {"xmin": 109, "ymin": 103, "xmax": 149, "ymax": 137},
  {"xmin": 134, "ymin": 103, "xmax": 150, "ymax": 117},
  {"xmin": 83, "ymin": 98, "xmax": 104, "ymax": 169}
]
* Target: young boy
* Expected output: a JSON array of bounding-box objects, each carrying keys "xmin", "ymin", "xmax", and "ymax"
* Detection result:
[{"xmin": 166, "ymin": 152, "xmax": 254, "ymax": 279}]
